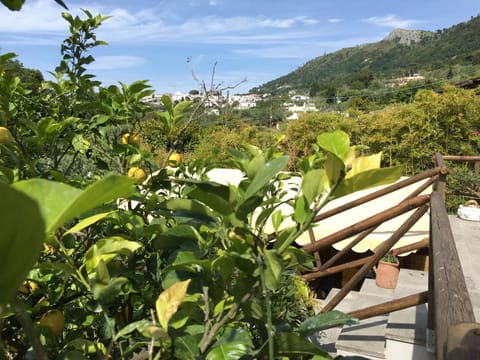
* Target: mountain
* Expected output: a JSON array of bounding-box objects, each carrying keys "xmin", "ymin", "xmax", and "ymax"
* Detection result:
[{"xmin": 252, "ymin": 15, "xmax": 480, "ymax": 95}]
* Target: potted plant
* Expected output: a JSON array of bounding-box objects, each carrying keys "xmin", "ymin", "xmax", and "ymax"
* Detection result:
[{"xmin": 374, "ymin": 250, "xmax": 400, "ymax": 289}]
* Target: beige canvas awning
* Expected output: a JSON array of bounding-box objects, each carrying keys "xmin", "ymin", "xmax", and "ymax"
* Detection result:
[
  {"xmin": 294, "ymin": 177, "xmax": 431, "ymax": 255},
  {"xmin": 205, "ymin": 169, "xmax": 431, "ymax": 255}
]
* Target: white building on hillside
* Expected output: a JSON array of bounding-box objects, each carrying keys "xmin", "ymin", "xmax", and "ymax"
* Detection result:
[{"xmin": 286, "ymin": 102, "xmax": 317, "ymax": 120}]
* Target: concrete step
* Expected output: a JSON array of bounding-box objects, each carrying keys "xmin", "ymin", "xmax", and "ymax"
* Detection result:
[
  {"xmin": 309, "ymin": 269, "xmax": 431, "ymax": 359},
  {"xmin": 385, "ymin": 269, "xmax": 428, "ymax": 345},
  {"xmin": 384, "ymin": 269, "xmax": 434, "ymax": 360},
  {"xmin": 334, "ymin": 286, "xmax": 391, "ymax": 359}
]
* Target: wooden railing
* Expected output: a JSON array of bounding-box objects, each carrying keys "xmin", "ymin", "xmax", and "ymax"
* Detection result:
[
  {"xmin": 300, "ymin": 154, "xmax": 480, "ymax": 359},
  {"xmin": 431, "ymin": 153, "xmax": 480, "ymax": 360}
]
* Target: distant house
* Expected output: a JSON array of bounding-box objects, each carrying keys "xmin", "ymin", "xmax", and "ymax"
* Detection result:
[
  {"xmin": 291, "ymin": 94, "xmax": 310, "ymax": 102},
  {"xmin": 286, "ymin": 102, "xmax": 317, "ymax": 120},
  {"xmin": 391, "ymin": 75, "xmax": 425, "ymax": 87},
  {"xmin": 230, "ymin": 94, "xmax": 261, "ymax": 110}
]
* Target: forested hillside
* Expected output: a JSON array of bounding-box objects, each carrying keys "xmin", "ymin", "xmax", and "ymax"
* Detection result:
[{"xmin": 253, "ymin": 15, "xmax": 480, "ymax": 95}]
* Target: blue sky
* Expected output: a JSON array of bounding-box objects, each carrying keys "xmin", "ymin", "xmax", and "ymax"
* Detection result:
[{"xmin": 1, "ymin": 0, "xmax": 479, "ymax": 94}]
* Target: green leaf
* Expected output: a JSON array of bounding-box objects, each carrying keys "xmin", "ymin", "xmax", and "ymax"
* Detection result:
[
  {"xmin": 0, "ymin": 184, "xmax": 45, "ymax": 305},
  {"xmin": 317, "ymin": 131, "xmax": 350, "ymax": 161},
  {"xmin": 235, "ymin": 195, "xmax": 263, "ymax": 222},
  {"xmin": 64, "ymin": 211, "xmax": 113, "ymax": 235},
  {"xmin": 206, "ymin": 342, "xmax": 249, "ymax": 360},
  {"xmin": 272, "ymin": 225, "xmax": 297, "ymax": 252},
  {"xmin": 153, "ymin": 224, "xmax": 204, "ymax": 249},
  {"xmin": 271, "ymin": 210, "xmax": 284, "ymax": 231},
  {"xmin": 57, "ymin": 351, "xmax": 89, "ymax": 360},
  {"xmin": 302, "ymin": 169, "xmax": 327, "ymax": 204},
  {"xmin": 273, "ymin": 332, "xmax": 332, "ymax": 358},
  {"xmin": 156, "ymin": 279, "xmax": 191, "ymax": 331},
  {"xmin": 163, "ymin": 198, "xmax": 218, "ymax": 220},
  {"xmin": 294, "ymin": 195, "xmax": 311, "ymax": 223},
  {"xmin": 114, "ymin": 319, "xmax": 151, "ymax": 340},
  {"xmin": 13, "ymin": 174, "xmax": 135, "ymax": 234},
  {"xmin": 244, "ymin": 156, "xmax": 288, "ymax": 199},
  {"xmin": 174, "ymin": 333, "xmax": 203, "ymax": 360},
  {"xmin": 264, "ymin": 249, "xmax": 284, "ymax": 291},
  {"xmin": 174, "ymin": 100, "xmax": 193, "ymax": 114},
  {"xmin": 161, "ymin": 94, "xmax": 174, "ymax": 117},
  {"xmin": 72, "ymin": 134, "xmax": 90, "ymax": 154},
  {"xmin": 84, "ymin": 236, "xmax": 141, "ymax": 274},
  {"xmin": 245, "ymin": 154, "xmax": 265, "ymax": 179},
  {"xmin": 92, "ymin": 277, "xmax": 129, "ymax": 303},
  {"xmin": 333, "ymin": 166, "xmax": 403, "ymax": 198},
  {"xmin": 324, "ymin": 152, "xmax": 345, "ymax": 186},
  {"xmin": 186, "ymin": 183, "xmax": 233, "ymax": 215},
  {"xmin": 1, "ymin": 0, "xmax": 25, "ymax": 11},
  {"xmin": 94, "ymin": 259, "xmax": 110, "ymax": 284},
  {"xmin": 66, "ymin": 339, "xmax": 106, "ymax": 355},
  {"xmin": 298, "ymin": 310, "xmax": 359, "ymax": 336}
]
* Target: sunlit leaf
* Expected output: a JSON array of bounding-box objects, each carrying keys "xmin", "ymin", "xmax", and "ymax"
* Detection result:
[
  {"xmin": 13, "ymin": 174, "xmax": 135, "ymax": 234},
  {"xmin": 64, "ymin": 211, "xmax": 113, "ymax": 235},
  {"xmin": 317, "ymin": 131, "xmax": 350, "ymax": 161},
  {"xmin": 302, "ymin": 169, "xmax": 327, "ymax": 204},
  {"xmin": 346, "ymin": 152, "xmax": 382, "ymax": 179},
  {"xmin": 84, "ymin": 236, "xmax": 141, "ymax": 274},
  {"xmin": 333, "ymin": 166, "xmax": 403, "ymax": 198},
  {"xmin": 271, "ymin": 210, "xmax": 284, "ymax": 232},
  {"xmin": 244, "ymin": 156, "xmax": 288, "ymax": 199},
  {"xmin": 156, "ymin": 279, "xmax": 191, "ymax": 331}
]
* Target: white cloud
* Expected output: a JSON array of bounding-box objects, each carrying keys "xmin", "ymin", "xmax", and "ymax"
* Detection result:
[
  {"xmin": 0, "ymin": 0, "xmax": 67, "ymax": 32},
  {"xmin": 88, "ymin": 55, "xmax": 147, "ymax": 70},
  {"xmin": 362, "ymin": 14, "xmax": 422, "ymax": 28},
  {"xmin": 1, "ymin": 0, "xmax": 319, "ymax": 48},
  {"xmin": 328, "ymin": 18, "xmax": 343, "ymax": 23}
]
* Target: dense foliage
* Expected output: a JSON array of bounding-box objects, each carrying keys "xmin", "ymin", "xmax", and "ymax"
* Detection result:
[{"xmin": 0, "ymin": 8, "xmax": 409, "ymax": 360}]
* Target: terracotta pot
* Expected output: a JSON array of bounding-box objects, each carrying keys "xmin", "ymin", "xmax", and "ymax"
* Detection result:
[{"xmin": 374, "ymin": 260, "xmax": 400, "ymax": 289}]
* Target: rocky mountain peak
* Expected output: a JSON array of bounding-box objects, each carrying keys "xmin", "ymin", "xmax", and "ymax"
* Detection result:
[{"xmin": 384, "ymin": 28, "xmax": 433, "ymax": 45}]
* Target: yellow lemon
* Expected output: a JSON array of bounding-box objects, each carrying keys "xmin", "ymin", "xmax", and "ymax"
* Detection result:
[
  {"xmin": 18, "ymin": 280, "xmax": 38, "ymax": 295},
  {"xmin": 127, "ymin": 167, "xmax": 148, "ymax": 184},
  {"xmin": 122, "ymin": 133, "xmax": 140, "ymax": 145},
  {"xmin": 167, "ymin": 152, "xmax": 183, "ymax": 167},
  {"xmin": 0, "ymin": 127, "xmax": 14, "ymax": 144},
  {"xmin": 39, "ymin": 309, "xmax": 65, "ymax": 336}
]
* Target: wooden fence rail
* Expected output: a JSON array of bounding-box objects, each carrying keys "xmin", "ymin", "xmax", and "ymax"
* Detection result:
[{"xmin": 430, "ymin": 190, "xmax": 480, "ymax": 360}]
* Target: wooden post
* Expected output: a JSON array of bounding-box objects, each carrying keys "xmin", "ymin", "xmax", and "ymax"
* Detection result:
[
  {"xmin": 308, "ymin": 228, "xmax": 322, "ymax": 270},
  {"xmin": 447, "ymin": 322, "xmax": 480, "ymax": 359},
  {"xmin": 348, "ymin": 291, "xmax": 428, "ymax": 320},
  {"xmin": 433, "ymin": 153, "xmax": 448, "ymax": 202},
  {"xmin": 430, "ymin": 192, "xmax": 476, "ymax": 360}
]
